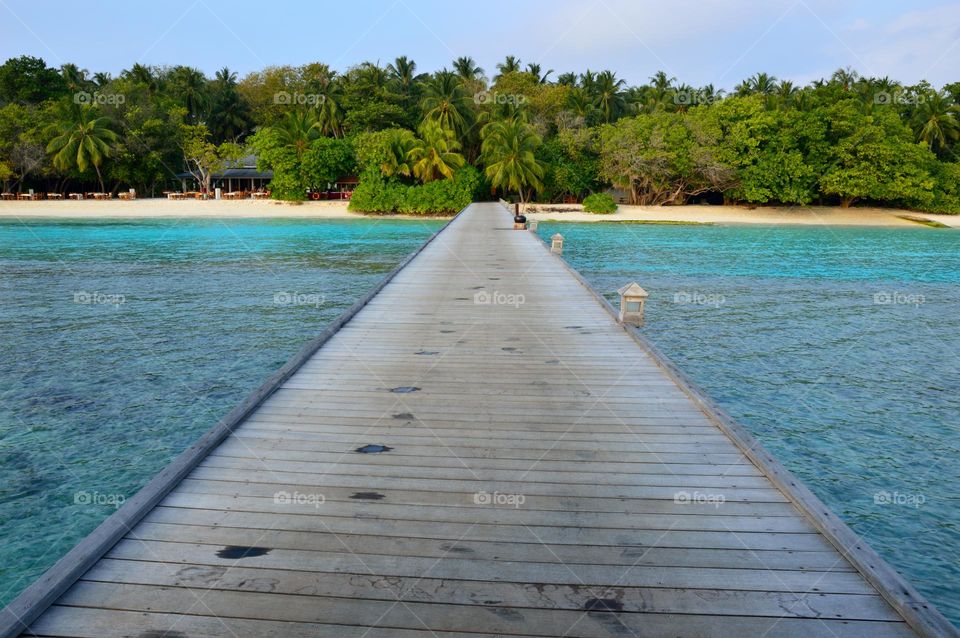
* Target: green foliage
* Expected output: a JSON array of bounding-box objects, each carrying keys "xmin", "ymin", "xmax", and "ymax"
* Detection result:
[
  {"xmin": 251, "ymin": 125, "xmax": 356, "ymax": 200},
  {"xmin": 820, "ymin": 100, "xmax": 936, "ymax": 208},
  {"xmin": 0, "ymin": 56, "xmax": 66, "ymax": 104},
  {"xmin": 349, "ymin": 165, "xmax": 480, "ymax": 214},
  {"xmin": 480, "ymin": 118, "xmax": 545, "ymax": 203},
  {"xmin": 582, "ymin": 192, "xmax": 617, "ymax": 214},
  {"xmin": 598, "ymin": 110, "xmax": 734, "ymax": 205}
]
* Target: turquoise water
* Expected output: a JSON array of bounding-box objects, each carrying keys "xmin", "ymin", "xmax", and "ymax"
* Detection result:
[
  {"xmin": 0, "ymin": 217, "xmax": 442, "ymax": 607},
  {"xmin": 538, "ymin": 221, "xmax": 960, "ymax": 625}
]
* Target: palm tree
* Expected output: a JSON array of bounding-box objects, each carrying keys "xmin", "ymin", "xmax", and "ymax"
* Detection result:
[
  {"xmin": 274, "ymin": 110, "xmax": 321, "ymax": 158},
  {"xmin": 565, "ymin": 88, "xmax": 596, "ymax": 120},
  {"xmin": 452, "ymin": 56, "xmax": 484, "ymax": 82},
  {"xmin": 387, "ymin": 56, "xmax": 425, "ymax": 102},
  {"xmin": 208, "ymin": 67, "xmax": 251, "ymax": 142},
  {"xmin": 92, "ymin": 72, "xmax": 112, "ymax": 88},
  {"xmin": 737, "ymin": 72, "xmax": 778, "ymax": 96},
  {"xmin": 380, "ymin": 129, "xmax": 417, "ymax": 177},
  {"xmin": 593, "ymin": 70, "xmax": 626, "ymax": 122},
  {"xmin": 494, "ymin": 56, "xmax": 522, "ymax": 80},
  {"xmin": 420, "ymin": 71, "xmax": 474, "ymax": 138},
  {"xmin": 406, "ymin": 120, "xmax": 465, "ymax": 182},
  {"xmin": 913, "ymin": 90, "xmax": 959, "ymax": 155},
  {"xmin": 122, "ymin": 63, "xmax": 159, "ymax": 93},
  {"xmin": 46, "ymin": 105, "xmax": 118, "ymax": 192},
  {"xmin": 525, "ymin": 63, "xmax": 553, "ymax": 84},
  {"xmin": 480, "ymin": 117, "xmax": 544, "ymax": 206},
  {"xmin": 556, "ymin": 72, "xmax": 578, "ymax": 87},
  {"xmin": 831, "ymin": 67, "xmax": 860, "ymax": 91},
  {"xmin": 168, "ymin": 66, "xmax": 209, "ymax": 122},
  {"xmin": 60, "ymin": 63, "xmax": 90, "ymax": 93}
]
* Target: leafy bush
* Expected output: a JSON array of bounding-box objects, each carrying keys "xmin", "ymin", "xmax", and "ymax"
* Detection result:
[
  {"xmin": 582, "ymin": 192, "xmax": 617, "ymax": 214},
  {"xmin": 349, "ymin": 165, "xmax": 481, "ymax": 214}
]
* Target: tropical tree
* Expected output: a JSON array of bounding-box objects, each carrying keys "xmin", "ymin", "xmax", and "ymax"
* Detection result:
[
  {"xmin": 452, "ymin": 56, "xmax": 484, "ymax": 82},
  {"xmin": 406, "ymin": 119, "xmax": 465, "ymax": 182},
  {"xmin": 495, "ymin": 56, "xmax": 522, "ymax": 80},
  {"xmin": 912, "ymin": 90, "xmax": 959, "ymax": 156},
  {"xmin": 167, "ymin": 65, "xmax": 209, "ymax": 122},
  {"xmin": 387, "ymin": 56, "xmax": 425, "ymax": 105},
  {"xmin": 380, "ymin": 128, "xmax": 416, "ymax": 177},
  {"xmin": 736, "ymin": 72, "xmax": 778, "ymax": 96},
  {"xmin": 207, "ymin": 67, "xmax": 252, "ymax": 142},
  {"xmin": 46, "ymin": 104, "xmax": 118, "ymax": 191},
  {"xmin": 480, "ymin": 117, "xmax": 545, "ymax": 205},
  {"xmin": 525, "ymin": 63, "xmax": 553, "ymax": 84},
  {"xmin": 593, "ymin": 70, "xmax": 626, "ymax": 122},
  {"xmin": 274, "ymin": 110, "xmax": 321, "ymax": 157},
  {"xmin": 420, "ymin": 71, "xmax": 474, "ymax": 138}
]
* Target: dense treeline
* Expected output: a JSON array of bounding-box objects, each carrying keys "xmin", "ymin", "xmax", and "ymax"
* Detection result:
[{"xmin": 1, "ymin": 54, "xmax": 958, "ymax": 212}]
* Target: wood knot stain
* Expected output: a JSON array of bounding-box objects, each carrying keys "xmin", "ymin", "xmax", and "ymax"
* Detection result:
[
  {"xmin": 440, "ymin": 543, "xmax": 474, "ymax": 554},
  {"xmin": 414, "ymin": 350, "xmax": 439, "ymax": 356},
  {"xmin": 392, "ymin": 412, "xmax": 415, "ymax": 420},
  {"xmin": 216, "ymin": 545, "xmax": 271, "ymax": 559},
  {"xmin": 139, "ymin": 632, "xmax": 190, "ymax": 638},
  {"xmin": 584, "ymin": 598, "xmax": 623, "ymax": 612},
  {"xmin": 351, "ymin": 492, "xmax": 386, "ymax": 500},
  {"xmin": 390, "ymin": 386, "xmax": 420, "ymax": 393},
  {"xmin": 355, "ymin": 444, "xmax": 393, "ymax": 454}
]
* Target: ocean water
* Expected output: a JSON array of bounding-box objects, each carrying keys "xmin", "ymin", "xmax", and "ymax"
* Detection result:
[
  {"xmin": 537, "ymin": 220, "xmax": 960, "ymax": 625},
  {"xmin": 0, "ymin": 216, "xmax": 442, "ymax": 607}
]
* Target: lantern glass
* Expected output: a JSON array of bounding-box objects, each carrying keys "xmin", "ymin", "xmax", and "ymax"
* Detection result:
[{"xmin": 625, "ymin": 300, "xmax": 641, "ymax": 312}]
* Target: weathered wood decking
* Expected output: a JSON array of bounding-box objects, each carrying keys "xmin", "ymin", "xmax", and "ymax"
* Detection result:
[{"xmin": 6, "ymin": 202, "xmax": 956, "ymax": 637}]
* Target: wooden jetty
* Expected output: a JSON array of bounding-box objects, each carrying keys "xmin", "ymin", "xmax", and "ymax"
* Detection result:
[{"xmin": 4, "ymin": 202, "xmax": 956, "ymax": 637}]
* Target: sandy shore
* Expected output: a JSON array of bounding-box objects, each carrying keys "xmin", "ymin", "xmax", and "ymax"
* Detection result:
[
  {"xmin": 0, "ymin": 199, "xmax": 362, "ymax": 218},
  {"xmin": 1, "ymin": 198, "xmax": 957, "ymax": 227},
  {"xmin": 522, "ymin": 203, "xmax": 960, "ymax": 228}
]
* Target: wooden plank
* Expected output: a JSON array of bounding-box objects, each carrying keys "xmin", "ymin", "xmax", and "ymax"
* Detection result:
[{"xmin": 39, "ymin": 582, "xmax": 917, "ymax": 638}]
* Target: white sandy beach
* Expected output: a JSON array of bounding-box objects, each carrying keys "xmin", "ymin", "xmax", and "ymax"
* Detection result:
[
  {"xmin": 521, "ymin": 203, "xmax": 960, "ymax": 228},
  {"xmin": 0, "ymin": 198, "xmax": 957, "ymax": 227}
]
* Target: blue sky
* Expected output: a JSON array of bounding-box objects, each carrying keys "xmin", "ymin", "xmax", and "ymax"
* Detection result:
[{"xmin": 1, "ymin": 0, "xmax": 958, "ymax": 89}]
